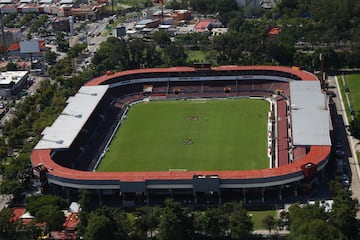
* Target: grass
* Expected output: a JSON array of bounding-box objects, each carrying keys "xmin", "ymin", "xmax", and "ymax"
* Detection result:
[
  {"xmin": 344, "ymin": 74, "xmax": 360, "ymax": 113},
  {"xmin": 338, "ymin": 75, "xmax": 351, "ymax": 120},
  {"xmin": 249, "ymin": 210, "xmax": 276, "ymax": 230},
  {"xmin": 186, "ymin": 50, "xmax": 207, "ymax": 62},
  {"xmin": 338, "ymin": 74, "xmax": 360, "ymax": 120},
  {"xmin": 97, "ymin": 99, "xmax": 270, "ymax": 172}
]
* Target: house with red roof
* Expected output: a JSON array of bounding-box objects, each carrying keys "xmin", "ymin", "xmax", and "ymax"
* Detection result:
[
  {"xmin": 268, "ymin": 26, "xmax": 281, "ymax": 37},
  {"xmin": 48, "ymin": 203, "xmax": 81, "ymax": 240},
  {"xmin": 9, "ymin": 204, "xmax": 81, "ymax": 240},
  {"xmin": 63, "ymin": 212, "xmax": 80, "ymax": 232},
  {"xmin": 195, "ymin": 18, "xmax": 223, "ymax": 33},
  {"xmin": 10, "ymin": 207, "xmax": 46, "ymax": 229},
  {"xmin": 8, "ymin": 39, "xmax": 48, "ymax": 60}
]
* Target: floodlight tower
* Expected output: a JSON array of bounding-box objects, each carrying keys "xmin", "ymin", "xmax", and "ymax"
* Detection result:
[
  {"xmin": 0, "ymin": 11, "xmax": 7, "ymax": 60},
  {"xmin": 160, "ymin": 0, "xmax": 164, "ymax": 24},
  {"xmin": 319, "ymin": 53, "xmax": 326, "ymax": 90}
]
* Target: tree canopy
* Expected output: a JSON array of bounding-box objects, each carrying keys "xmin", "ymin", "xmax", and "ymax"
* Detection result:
[{"xmin": 349, "ymin": 114, "xmax": 360, "ymax": 139}]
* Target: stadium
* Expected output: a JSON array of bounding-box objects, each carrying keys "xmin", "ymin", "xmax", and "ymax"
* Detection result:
[{"xmin": 31, "ymin": 65, "xmax": 331, "ymax": 205}]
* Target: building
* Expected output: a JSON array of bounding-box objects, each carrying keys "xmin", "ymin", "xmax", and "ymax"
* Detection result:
[
  {"xmin": 173, "ymin": 9, "xmax": 191, "ymax": 21},
  {"xmin": 7, "ymin": 40, "xmax": 48, "ymax": 61},
  {"xmin": 0, "ymin": 28, "xmax": 22, "ymax": 49},
  {"xmin": 52, "ymin": 17, "xmax": 71, "ymax": 32},
  {"xmin": 268, "ymin": 26, "xmax": 281, "ymax": 37},
  {"xmin": 114, "ymin": 25, "xmax": 126, "ymax": 38},
  {"xmin": 31, "ymin": 65, "xmax": 331, "ymax": 206},
  {"xmin": 211, "ymin": 27, "xmax": 228, "ymax": 36},
  {"xmin": 135, "ymin": 19, "xmax": 161, "ymax": 30},
  {"xmin": 195, "ymin": 19, "xmax": 223, "ymax": 33},
  {"xmin": 0, "ymin": 70, "xmax": 29, "ymax": 97}
]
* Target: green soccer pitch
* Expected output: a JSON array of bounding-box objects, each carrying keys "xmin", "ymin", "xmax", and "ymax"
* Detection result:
[{"xmin": 97, "ymin": 98, "xmax": 270, "ymax": 172}]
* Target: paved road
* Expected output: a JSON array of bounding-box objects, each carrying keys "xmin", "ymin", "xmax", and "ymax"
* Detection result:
[{"xmin": 330, "ymin": 75, "xmax": 360, "ymax": 218}]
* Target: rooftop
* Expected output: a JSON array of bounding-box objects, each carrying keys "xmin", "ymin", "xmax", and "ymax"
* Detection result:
[
  {"xmin": 35, "ymin": 85, "xmax": 109, "ymax": 150},
  {"xmin": 290, "ymin": 81, "xmax": 331, "ymax": 146},
  {"xmin": 0, "ymin": 70, "xmax": 28, "ymax": 85},
  {"xmin": 63, "ymin": 212, "xmax": 80, "ymax": 230},
  {"xmin": 268, "ymin": 27, "xmax": 281, "ymax": 35}
]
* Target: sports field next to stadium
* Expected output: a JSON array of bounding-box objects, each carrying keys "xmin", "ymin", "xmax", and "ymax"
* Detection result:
[{"xmin": 97, "ymin": 98, "xmax": 270, "ymax": 172}]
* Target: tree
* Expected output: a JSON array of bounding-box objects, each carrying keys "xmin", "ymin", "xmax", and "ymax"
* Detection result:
[
  {"xmin": 55, "ymin": 31, "xmax": 69, "ymax": 52},
  {"xmin": 227, "ymin": 15, "xmax": 246, "ymax": 32},
  {"xmin": 277, "ymin": 210, "xmax": 289, "ymax": 230},
  {"xmin": 84, "ymin": 214, "xmax": 115, "ymax": 240},
  {"xmin": 289, "ymin": 218, "xmax": 346, "ymax": 240},
  {"xmin": 22, "ymin": 222, "xmax": 43, "ymax": 240},
  {"xmin": 82, "ymin": 207, "xmax": 132, "ymax": 240},
  {"xmin": 349, "ymin": 113, "xmax": 360, "ymax": 139},
  {"xmin": 26, "ymin": 194, "xmax": 67, "ymax": 217},
  {"xmin": 35, "ymin": 205, "xmax": 66, "ymax": 231},
  {"xmin": 112, "ymin": 208, "xmax": 133, "ymax": 240},
  {"xmin": 0, "ymin": 179, "xmax": 24, "ymax": 199},
  {"xmin": 26, "ymin": 195, "xmax": 67, "ymax": 231},
  {"xmin": 134, "ymin": 205, "xmax": 160, "ymax": 239},
  {"xmin": 44, "ymin": 51, "xmax": 58, "ymax": 65},
  {"xmin": 26, "ymin": 32, "xmax": 32, "ymax": 40},
  {"xmin": 158, "ymin": 198, "xmax": 192, "ymax": 240},
  {"xmin": 195, "ymin": 207, "xmax": 226, "ymax": 238},
  {"xmin": 6, "ymin": 62, "xmax": 18, "ymax": 70},
  {"xmin": 0, "ymin": 208, "xmax": 17, "ymax": 240},
  {"xmin": 162, "ymin": 44, "xmax": 188, "ymax": 67},
  {"xmin": 262, "ymin": 215, "xmax": 276, "ymax": 234},
  {"xmin": 78, "ymin": 189, "xmax": 93, "ymax": 213},
  {"xmin": 153, "ymin": 30, "xmax": 171, "ymax": 47},
  {"xmin": 224, "ymin": 202, "xmax": 253, "ymax": 240},
  {"xmin": 92, "ymin": 37, "xmax": 130, "ymax": 73},
  {"xmin": 288, "ymin": 202, "xmax": 346, "ymax": 240},
  {"xmin": 330, "ymin": 185, "xmax": 359, "ymax": 240}
]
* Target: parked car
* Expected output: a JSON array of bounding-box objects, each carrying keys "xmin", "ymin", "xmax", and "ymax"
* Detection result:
[
  {"xmin": 341, "ymin": 174, "xmax": 350, "ymax": 187},
  {"xmin": 336, "ymin": 149, "xmax": 345, "ymax": 157}
]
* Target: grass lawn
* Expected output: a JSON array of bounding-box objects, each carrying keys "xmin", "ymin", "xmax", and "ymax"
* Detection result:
[
  {"xmin": 344, "ymin": 74, "xmax": 360, "ymax": 112},
  {"xmin": 97, "ymin": 99, "xmax": 270, "ymax": 172},
  {"xmin": 186, "ymin": 50, "xmax": 207, "ymax": 62},
  {"xmin": 249, "ymin": 210, "xmax": 277, "ymax": 230},
  {"xmin": 338, "ymin": 74, "xmax": 360, "ymax": 120},
  {"xmin": 338, "ymin": 75, "xmax": 351, "ymax": 119}
]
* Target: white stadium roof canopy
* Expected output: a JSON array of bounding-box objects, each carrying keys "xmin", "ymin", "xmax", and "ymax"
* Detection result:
[
  {"xmin": 35, "ymin": 85, "xmax": 108, "ymax": 150},
  {"xmin": 290, "ymin": 81, "xmax": 331, "ymax": 146}
]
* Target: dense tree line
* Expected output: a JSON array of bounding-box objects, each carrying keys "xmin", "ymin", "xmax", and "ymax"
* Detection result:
[
  {"xmin": 288, "ymin": 180, "xmax": 359, "ymax": 240},
  {"xmin": 169, "ymin": 0, "xmax": 360, "ymax": 70},
  {"xmin": 73, "ymin": 180, "xmax": 357, "ymax": 240},
  {"xmin": 76, "ymin": 197, "xmax": 254, "ymax": 240},
  {"xmin": 2, "ymin": 181, "xmax": 356, "ymax": 240}
]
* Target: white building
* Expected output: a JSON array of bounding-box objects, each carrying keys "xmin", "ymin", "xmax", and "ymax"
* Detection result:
[{"xmin": 0, "ymin": 71, "xmax": 29, "ymax": 97}]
